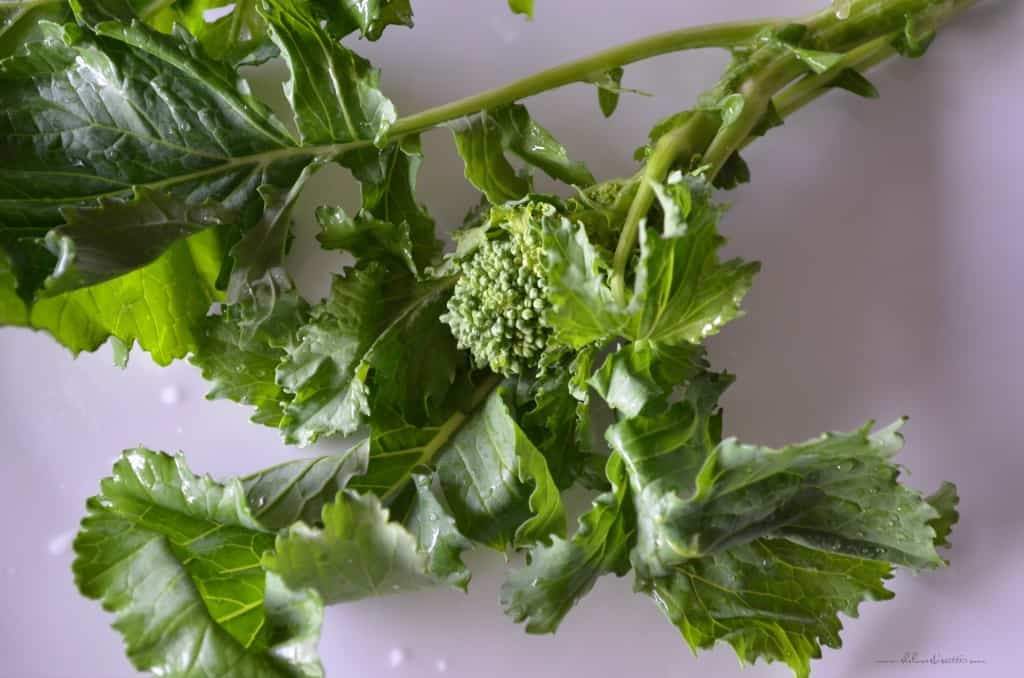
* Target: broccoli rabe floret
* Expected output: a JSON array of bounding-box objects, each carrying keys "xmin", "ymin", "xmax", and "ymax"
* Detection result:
[{"xmin": 441, "ymin": 204, "xmax": 560, "ymax": 376}]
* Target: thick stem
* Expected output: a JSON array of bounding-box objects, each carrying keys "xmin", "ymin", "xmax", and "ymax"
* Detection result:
[
  {"xmin": 611, "ymin": 111, "xmax": 719, "ymax": 302},
  {"xmin": 386, "ymin": 20, "xmax": 776, "ymax": 139}
]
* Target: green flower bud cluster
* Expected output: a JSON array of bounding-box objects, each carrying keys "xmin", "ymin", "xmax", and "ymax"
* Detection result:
[{"xmin": 442, "ymin": 224, "xmax": 555, "ymax": 376}]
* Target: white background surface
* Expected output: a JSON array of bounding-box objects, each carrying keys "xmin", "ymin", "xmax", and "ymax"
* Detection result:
[{"xmin": 2, "ymin": 1, "xmax": 1022, "ymax": 677}]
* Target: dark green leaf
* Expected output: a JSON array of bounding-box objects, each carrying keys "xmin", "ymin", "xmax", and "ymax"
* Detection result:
[
  {"xmin": 925, "ymin": 481, "xmax": 959, "ymax": 550},
  {"xmin": 73, "ymin": 448, "xmax": 323, "ymax": 677},
  {"xmin": 0, "ymin": 0, "xmax": 69, "ymax": 58},
  {"xmin": 243, "ymin": 441, "xmax": 369, "ymax": 529},
  {"xmin": 642, "ymin": 538, "xmax": 894, "ymax": 678},
  {"xmin": 228, "ymin": 164, "xmax": 318, "ymax": 307},
  {"xmin": 394, "ymin": 473, "xmax": 473, "ymax": 590},
  {"xmin": 42, "ymin": 187, "xmax": 232, "ymax": 294},
  {"xmin": 542, "ymin": 214, "xmax": 622, "ymax": 348},
  {"xmin": 436, "ymin": 388, "xmax": 565, "ymax": 549},
  {"xmin": 451, "ymin": 103, "xmax": 594, "ymax": 204},
  {"xmin": 0, "ymin": 7, "xmax": 302, "ymax": 297},
  {"xmin": 276, "ymin": 267, "xmax": 458, "ymax": 445},
  {"xmin": 260, "ymin": 0, "xmax": 396, "ymax": 145},
  {"xmin": 502, "ymin": 452, "xmax": 633, "ymax": 633},
  {"xmin": 319, "ymin": 0, "xmax": 414, "ymax": 40},
  {"xmin": 191, "ymin": 291, "xmax": 309, "ymax": 427},
  {"xmin": 892, "ymin": 15, "xmax": 935, "ymax": 58},
  {"xmin": 627, "ymin": 176, "xmax": 759, "ymax": 344},
  {"xmin": 829, "ymin": 68, "xmax": 880, "ymax": 99},
  {"xmin": 595, "ymin": 66, "xmax": 623, "ymax": 117},
  {"xmin": 330, "ymin": 135, "xmax": 441, "ymax": 274}
]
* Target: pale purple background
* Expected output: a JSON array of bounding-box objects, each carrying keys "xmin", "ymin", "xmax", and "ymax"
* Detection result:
[{"xmin": 1, "ymin": 1, "xmax": 1022, "ymax": 677}]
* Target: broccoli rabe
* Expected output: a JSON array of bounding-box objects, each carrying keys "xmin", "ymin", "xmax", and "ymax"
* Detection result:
[{"xmin": 441, "ymin": 203, "xmax": 566, "ymax": 376}]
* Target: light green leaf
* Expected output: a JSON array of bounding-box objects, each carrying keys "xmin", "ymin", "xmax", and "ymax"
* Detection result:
[
  {"xmin": 436, "ymin": 388, "xmax": 566, "ymax": 549},
  {"xmin": 261, "ymin": 0, "xmax": 396, "ymax": 145},
  {"xmin": 590, "ymin": 343, "xmax": 707, "ymax": 417},
  {"xmin": 73, "ymin": 448, "xmax": 323, "ymax": 678},
  {"xmin": 451, "ymin": 103, "xmax": 594, "ymax": 204},
  {"xmin": 502, "ymin": 452, "xmax": 634, "ymax": 633},
  {"xmin": 264, "ymin": 489, "xmax": 437, "ymax": 603},
  {"xmin": 507, "ymin": 0, "xmax": 532, "ymax": 18},
  {"xmin": 27, "ymin": 228, "xmax": 223, "ymax": 364}
]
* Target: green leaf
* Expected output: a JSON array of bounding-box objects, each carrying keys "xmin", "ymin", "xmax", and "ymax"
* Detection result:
[
  {"xmin": 276, "ymin": 267, "xmax": 458, "ymax": 445},
  {"xmin": 0, "ymin": 0, "xmax": 69, "ymax": 58},
  {"xmin": 261, "ymin": 0, "xmax": 396, "ymax": 145},
  {"xmin": 451, "ymin": 103, "xmax": 594, "ymax": 204},
  {"xmin": 789, "ymin": 47, "xmax": 844, "ymax": 74},
  {"xmin": 317, "ymin": 208, "xmax": 419, "ymax": 273},
  {"xmin": 329, "ymin": 135, "xmax": 441, "ymax": 274},
  {"xmin": 0, "ymin": 247, "xmax": 28, "ymax": 325},
  {"xmin": 0, "ymin": 7, "xmax": 302, "ymax": 297},
  {"xmin": 925, "ymin": 481, "xmax": 959, "ymax": 549},
  {"xmin": 542, "ymin": 214, "xmax": 622, "ymax": 348},
  {"xmin": 26, "ymin": 228, "xmax": 223, "ymax": 364},
  {"xmin": 625, "ymin": 175, "xmax": 759, "ymax": 344},
  {"xmin": 191, "ymin": 291, "xmax": 309, "ymax": 427},
  {"xmin": 129, "ymin": 0, "xmax": 274, "ymax": 65},
  {"xmin": 73, "ymin": 448, "xmax": 323, "ymax": 677},
  {"xmin": 319, "ymin": 0, "xmax": 414, "ymax": 40},
  {"xmin": 227, "ymin": 164, "xmax": 318, "ymax": 307},
  {"xmin": 595, "ymin": 66, "xmax": 623, "ymax": 118},
  {"xmin": 393, "ymin": 473, "xmax": 473, "ymax": 590},
  {"xmin": 590, "ymin": 342, "xmax": 706, "ymax": 417},
  {"xmin": 42, "ymin": 187, "xmax": 232, "ymax": 294},
  {"xmin": 611, "ymin": 384, "xmax": 951, "ymax": 577},
  {"xmin": 436, "ymin": 388, "xmax": 566, "ymax": 549},
  {"xmin": 517, "ymin": 367, "xmax": 590, "ymax": 489},
  {"xmin": 264, "ymin": 489, "xmax": 439, "ymax": 603},
  {"xmin": 642, "ymin": 538, "xmax": 894, "ymax": 678},
  {"xmin": 829, "ymin": 68, "xmax": 880, "ymax": 99},
  {"xmin": 502, "ymin": 452, "xmax": 634, "ymax": 633},
  {"xmin": 243, "ymin": 441, "xmax": 369, "ymax": 529},
  {"xmin": 507, "ymin": 0, "xmax": 533, "ymax": 18},
  {"xmin": 892, "ymin": 15, "xmax": 935, "ymax": 58}
]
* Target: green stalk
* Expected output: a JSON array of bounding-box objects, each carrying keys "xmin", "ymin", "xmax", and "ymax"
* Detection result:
[
  {"xmin": 378, "ymin": 372, "xmax": 502, "ymax": 503},
  {"xmin": 608, "ymin": 0, "xmax": 978, "ymax": 297},
  {"xmin": 386, "ymin": 20, "xmax": 776, "ymax": 139}
]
